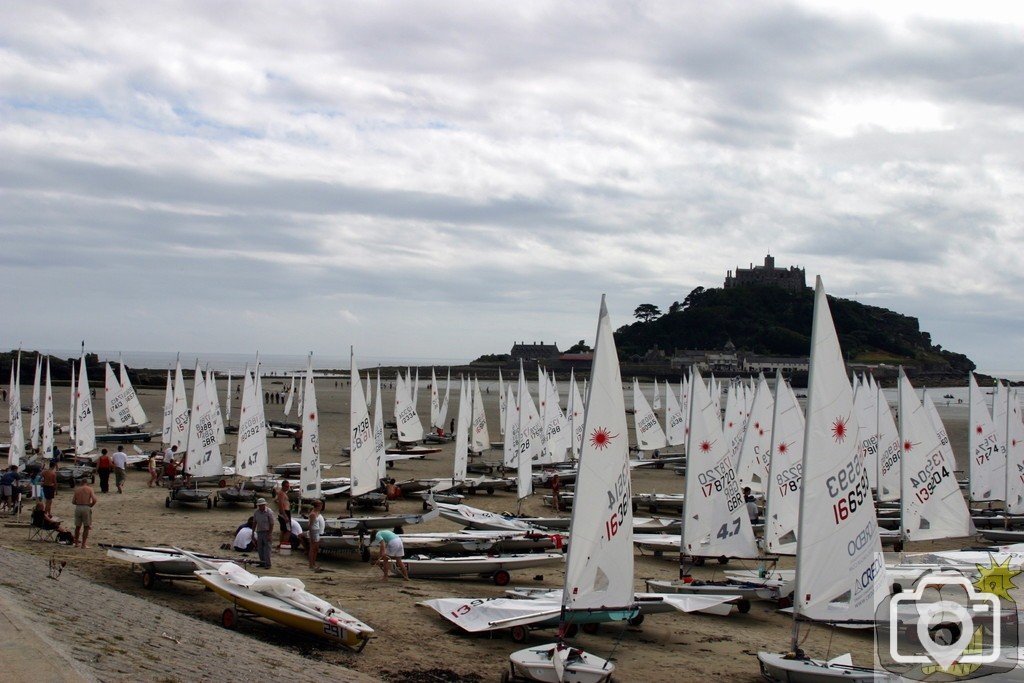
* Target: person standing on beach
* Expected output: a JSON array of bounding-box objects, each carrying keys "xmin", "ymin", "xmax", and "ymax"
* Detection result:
[
  {"xmin": 147, "ymin": 451, "xmax": 158, "ymax": 488},
  {"xmin": 253, "ymin": 498, "xmax": 275, "ymax": 568},
  {"xmin": 275, "ymin": 481, "xmax": 292, "ymax": 550},
  {"xmin": 96, "ymin": 448, "xmax": 113, "ymax": 493},
  {"xmin": 41, "ymin": 462, "xmax": 57, "ymax": 515},
  {"xmin": 71, "ymin": 478, "xmax": 96, "ymax": 548},
  {"xmin": 307, "ymin": 500, "xmax": 325, "ymax": 570},
  {"xmin": 373, "ymin": 529, "xmax": 409, "ymax": 581},
  {"xmin": 112, "ymin": 445, "xmax": 128, "ymax": 494}
]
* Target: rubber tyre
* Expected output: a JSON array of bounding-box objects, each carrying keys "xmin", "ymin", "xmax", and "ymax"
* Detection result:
[
  {"xmin": 655, "ymin": 462, "xmax": 665, "ymax": 470},
  {"xmin": 510, "ymin": 625, "xmax": 529, "ymax": 643},
  {"xmin": 486, "ymin": 486, "xmax": 495, "ymax": 495},
  {"xmin": 387, "ymin": 461, "xmax": 394, "ymax": 469},
  {"xmin": 493, "ymin": 569, "xmax": 511, "ymax": 586},
  {"xmin": 222, "ymin": 607, "xmax": 237, "ymax": 629},
  {"xmin": 564, "ymin": 623, "xmax": 579, "ymax": 638},
  {"xmin": 500, "ymin": 670, "xmax": 511, "ymax": 683},
  {"xmin": 627, "ymin": 613, "xmax": 645, "ymax": 627},
  {"xmin": 717, "ymin": 556, "xmax": 729, "ymax": 565},
  {"xmin": 468, "ymin": 487, "xmax": 477, "ymax": 495},
  {"xmin": 361, "ymin": 547, "xmax": 371, "ymax": 563},
  {"xmin": 206, "ymin": 498, "xmax": 213, "ymax": 509},
  {"xmin": 142, "ymin": 569, "xmax": 157, "ymax": 590},
  {"xmin": 736, "ymin": 599, "xmax": 751, "ymax": 614},
  {"xmin": 582, "ymin": 622, "xmax": 599, "ymax": 635},
  {"xmin": 165, "ymin": 497, "xmax": 171, "ymax": 508},
  {"xmin": 218, "ymin": 479, "xmax": 227, "ymax": 488},
  {"xmin": 691, "ymin": 556, "xmax": 705, "ymax": 566}
]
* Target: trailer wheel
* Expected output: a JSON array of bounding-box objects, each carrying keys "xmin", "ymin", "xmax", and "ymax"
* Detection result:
[
  {"xmin": 219, "ymin": 479, "xmax": 227, "ymax": 488},
  {"xmin": 165, "ymin": 497, "xmax": 171, "ymax": 508},
  {"xmin": 648, "ymin": 505, "xmax": 658, "ymax": 514},
  {"xmin": 691, "ymin": 556, "xmax": 705, "ymax": 566},
  {"xmin": 717, "ymin": 556, "xmax": 729, "ymax": 565},
  {"xmin": 736, "ymin": 599, "xmax": 751, "ymax": 614},
  {"xmin": 582, "ymin": 623, "xmax": 599, "ymax": 635},
  {"xmin": 500, "ymin": 669, "xmax": 511, "ymax": 683},
  {"xmin": 493, "ymin": 569, "xmax": 511, "ymax": 586},
  {"xmin": 221, "ymin": 607, "xmax": 238, "ymax": 629},
  {"xmin": 346, "ymin": 499, "xmax": 354, "ymax": 511},
  {"xmin": 627, "ymin": 613, "xmax": 645, "ymax": 626},
  {"xmin": 387, "ymin": 461, "xmax": 394, "ymax": 469},
  {"xmin": 142, "ymin": 569, "xmax": 157, "ymax": 590},
  {"xmin": 655, "ymin": 462, "xmax": 665, "ymax": 470},
  {"xmin": 486, "ymin": 486, "xmax": 495, "ymax": 495},
  {"xmin": 361, "ymin": 547, "xmax": 371, "ymax": 562},
  {"xmin": 509, "ymin": 625, "xmax": 529, "ymax": 643},
  {"xmin": 394, "ymin": 526, "xmax": 404, "ymax": 535}
]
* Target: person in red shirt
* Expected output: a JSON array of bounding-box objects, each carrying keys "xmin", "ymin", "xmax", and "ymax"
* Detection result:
[{"xmin": 96, "ymin": 449, "xmax": 114, "ymax": 493}]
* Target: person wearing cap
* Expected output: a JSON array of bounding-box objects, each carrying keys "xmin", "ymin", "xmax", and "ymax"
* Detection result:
[{"xmin": 253, "ymin": 498, "xmax": 275, "ymax": 568}]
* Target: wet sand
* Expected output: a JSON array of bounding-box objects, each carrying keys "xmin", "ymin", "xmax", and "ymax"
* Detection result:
[{"xmin": 0, "ymin": 379, "xmax": 977, "ymax": 682}]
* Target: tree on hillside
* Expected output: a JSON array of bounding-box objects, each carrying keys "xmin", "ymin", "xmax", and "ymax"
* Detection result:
[
  {"xmin": 633, "ymin": 303, "xmax": 662, "ymax": 323},
  {"xmin": 566, "ymin": 339, "xmax": 592, "ymax": 353},
  {"xmin": 668, "ymin": 301, "xmax": 683, "ymax": 315}
]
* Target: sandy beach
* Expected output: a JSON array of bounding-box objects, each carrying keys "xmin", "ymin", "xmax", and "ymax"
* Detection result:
[{"xmin": 0, "ymin": 377, "xmax": 977, "ymax": 682}]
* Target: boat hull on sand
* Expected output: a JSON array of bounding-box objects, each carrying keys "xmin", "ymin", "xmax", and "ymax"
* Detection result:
[
  {"xmin": 195, "ymin": 566, "xmax": 373, "ymax": 651},
  {"xmin": 507, "ymin": 644, "xmax": 614, "ymax": 683},
  {"xmin": 399, "ymin": 553, "xmax": 563, "ymax": 584},
  {"xmin": 757, "ymin": 652, "xmax": 888, "ymax": 682}
]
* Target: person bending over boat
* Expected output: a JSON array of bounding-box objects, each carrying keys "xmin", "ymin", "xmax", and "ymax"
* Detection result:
[
  {"xmin": 232, "ymin": 519, "xmax": 256, "ymax": 553},
  {"xmin": 253, "ymin": 498, "xmax": 275, "ymax": 568},
  {"xmin": 373, "ymin": 529, "xmax": 409, "ymax": 581},
  {"xmin": 307, "ymin": 500, "xmax": 325, "ymax": 570},
  {"xmin": 71, "ymin": 478, "xmax": 96, "ymax": 549}
]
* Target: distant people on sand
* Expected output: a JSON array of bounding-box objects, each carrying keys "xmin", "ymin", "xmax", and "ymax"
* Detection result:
[
  {"xmin": 253, "ymin": 498, "xmax": 275, "ymax": 568},
  {"xmin": 72, "ymin": 477, "xmax": 97, "ymax": 548},
  {"xmin": 113, "ymin": 445, "xmax": 128, "ymax": 494},
  {"xmin": 96, "ymin": 448, "xmax": 114, "ymax": 493},
  {"xmin": 1, "ymin": 465, "xmax": 21, "ymax": 514}
]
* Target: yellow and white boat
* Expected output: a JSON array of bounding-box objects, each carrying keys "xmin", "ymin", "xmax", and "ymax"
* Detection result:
[{"xmin": 194, "ymin": 562, "xmax": 373, "ymax": 651}]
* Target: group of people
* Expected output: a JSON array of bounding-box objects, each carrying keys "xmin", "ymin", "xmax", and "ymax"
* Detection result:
[
  {"xmin": 94, "ymin": 446, "xmax": 129, "ymax": 494},
  {"xmin": 27, "ymin": 470, "xmax": 96, "ymax": 549},
  {"xmin": 231, "ymin": 479, "xmax": 408, "ymax": 580}
]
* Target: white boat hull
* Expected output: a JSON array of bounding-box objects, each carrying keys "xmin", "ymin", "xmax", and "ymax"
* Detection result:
[
  {"xmin": 757, "ymin": 652, "xmax": 889, "ymax": 682},
  {"xmin": 509, "ymin": 644, "xmax": 614, "ymax": 683}
]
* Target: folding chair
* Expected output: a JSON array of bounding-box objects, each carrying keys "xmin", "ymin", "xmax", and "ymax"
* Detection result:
[{"xmin": 29, "ymin": 524, "xmax": 57, "ymax": 542}]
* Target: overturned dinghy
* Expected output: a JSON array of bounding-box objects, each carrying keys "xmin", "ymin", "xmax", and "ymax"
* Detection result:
[
  {"xmin": 397, "ymin": 553, "xmax": 564, "ymax": 586},
  {"xmin": 194, "ymin": 562, "xmax": 373, "ymax": 651}
]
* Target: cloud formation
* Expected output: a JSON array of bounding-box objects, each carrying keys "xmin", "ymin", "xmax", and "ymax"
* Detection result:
[{"xmin": 1, "ymin": 1, "xmax": 1022, "ymax": 369}]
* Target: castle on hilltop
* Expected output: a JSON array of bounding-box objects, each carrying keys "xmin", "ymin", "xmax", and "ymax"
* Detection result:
[{"xmin": 724, "ymin": 254, "xmax": 806, "ymax": 292}]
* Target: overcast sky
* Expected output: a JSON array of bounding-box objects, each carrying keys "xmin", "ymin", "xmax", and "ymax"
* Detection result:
[{"xmin": 2, "ymin": 1, "xmax": 1022, "ymax": 371}]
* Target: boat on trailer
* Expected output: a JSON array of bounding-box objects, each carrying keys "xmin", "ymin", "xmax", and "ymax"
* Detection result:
[
  {"xmin": 103, "ymin": 544, "xmax": 236, "ymax": 589},
  {"xmin": 194, "ymin": 561, "xmax": 373, "ymax": 651},
  {"xmin": 396, "ymin": 553, "xmax": 563, "ymax": 585}
]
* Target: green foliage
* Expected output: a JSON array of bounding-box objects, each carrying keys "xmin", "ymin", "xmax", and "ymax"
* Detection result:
[
  {"xmin": 471, "ymin": 353, "xmax": 512, "ymax": 365},
  {"xmin": 566, "ymin": 339, "xmax": 592, "ymax": 354},
  {"xmin": 633, "ymin": 303, "xmax": 662, "ymax": 323},
  {"xmin": 613, "ymin": 286, "xmax": 975, "ymax": 373}
]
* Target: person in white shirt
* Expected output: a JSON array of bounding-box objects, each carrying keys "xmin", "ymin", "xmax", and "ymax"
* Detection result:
[
  {"xmin": 112, "ymin": 446, "xmax": 129, "ymax": 494},
  {"xmin": 306, "ymin": 500, "xmax": 325, "ymax": 570},
  {"xmin": 289, "ymin": 516, "xmax": 303, "ymax": 551},
  {"xmin": 232, "ymin": 524, "xmax": 255, "ymax": 552}
]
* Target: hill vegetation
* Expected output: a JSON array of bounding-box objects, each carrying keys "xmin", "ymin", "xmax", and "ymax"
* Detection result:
[{"xmin": 614, "ymin": 286, "xmax": 974, "ymax": 373}]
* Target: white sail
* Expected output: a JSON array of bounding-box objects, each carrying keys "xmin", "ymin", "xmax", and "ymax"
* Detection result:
[
  {"xmin": 373, "ymin": 371, "xmax": 386, "ymax": 481},
  {"xmin": 8, "ymin": 357, "xmax": 25, "ymax": 466},
  {"xmin": 764, "ymin": 371, "xmax": 803, "ymax": 556},
  {"xmin": 471, "ymin": 376, "xmax": 490, "ymax": 453},
  {"xmin": 438, "ymin": 369, "xmax": 451, "ymax": 431},
  {"xmin": 393, "ymin": 372, "xmax": 406, "ymax": 423},
  {"xmin": 350, "ymin": 351, "xmax": 379, "ymax": 498},
  {"xmin": 652, "ymin": 379, "xmax": 662, "ymax": 411},
  {"xmin": 225, "ymin": 371, "xmax": 232, "ymax": 425},
  {"xmin": 682, "ymin": 367, "xmax": 758, "ymax": 559},
  {"xmin": 735, "ymin": 374, "xmax": 773, "ymax": 493},
  {"xmin": 924, "ymin": 390, "xmax": 957, "ymax": 477},
  {"xmin": 498, "ymin": 368, "xmax": 507, "ymax": 436},
  {"xmin": 207, "ymin": 370, "xmax": 226, "ymax": 445},
  {"xmin": 875, "ymin": 378, "xmax": 901, "ymax": 502},
  {"xmin": 853, "ymin": 373, "xmax": 878, "ymax": 491},
  {"xmin": 412, "ymin": 368, "xmax": 420, "ymax": 407},
  {"xmin": 171, "ymin": 360, "xmax": 189, "ymax": 451},
  {"xmin": 994, "ymin": 380, "xmax": 1008, "ymax": 453},
  {"xmin": 503, "ymin": 382, "xmax": 521, "ymax": 469},
  {"xmin": 453, "ymin": 378, "xmax": 470, "ymax": 482},
  {"xmin": 296, "ymin": 369, "xmax": 305, "ymax": 419},
  {"xmin": 664, "ymin": 378, "xmax": 686, "ymax": 446},
  {"xmin": 709, "ymin": 374, "xmax": 721, "ymax": 418},
  {"xmin": 104, "ymin": 363, "xmax": 134, "ymax": 429},
  {"xmin": 161, "ymin": 371, "xmax": 174, "ymax": 444},
  {"xmin": 74, "ymin": 350, "xmax": 96, "ymax": 456},
  {"xmin": 119, "ymin": 360, "xmax": 148, "ymax": 426},
  {"xmin": 969, "ymin": 372, "xmax": 1005, "ymax": 501},
  {"xmin": 632, "ymin": 378, "xmax": 667, "ymax": 451},
  {"xmin": 1005, "ymin": 390, "xmax": 1024, "ymax": 514},
  {"xmin": 722, "ymin": 383, "xmax": 745, "ymax": 462},
  {"xmin": 235, "ymin": 367, "xmax": 268, "ymax": 478},
  {"xmin": 184, "ymin": 365, "xmax": 222, "ymax": 479},
  {"xmin": 68, "ymin": 360, "xmax": 76, "ymax": 443},
  {"xmin": 283, "ymin": 375, "xmax": 295, "ymax": 416},
  {"xmin": 538, "ymin": 369, "xmax": 568, "ymax": 462},
  {"xmin": 568, "ymin": 369, "xmax": 585, "ymax": 460},
  {"xmin": 516, "ymin": 368, "xmax": 536, "ymax": 499},
  {"xmin": 429, "ymin": 368, "xmax": 440, "ymax": 430},
  {"xmin": 394, "ymin": 368, "xmax": 425, "ymax": 443},
  {"xmin": 795, "ymin": 277, "xmax": 885, "ymax": 624},
  {"xmin": 898, "ymin": 370, "xmax": 971, "ymax": 540},
  {"xmin": 299, "ymin": 355, "xmax": 321, "ymax": 499},
  {"xmin": 29, "ymin": 355, "xmax": 41, "ymax": 450},
  {"xmin": 562, "ymin": 296, "xmax": 634, "ymax": 612},
  {"xmin": 42, "ymin": 358, "xmax": 54, "ymax": 459},
  {"xmin": 680, "ymin": 373, "xmax": 691, "ymax": 451}
]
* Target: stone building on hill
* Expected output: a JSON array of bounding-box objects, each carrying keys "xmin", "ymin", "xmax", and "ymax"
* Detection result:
[
  {"xmin": 510, "ymin": 341, "xmax": 561, "ymax": 362},
  {"xmin": 724, "ymin": 254, "xmax": 807, "ymax": 292}
]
